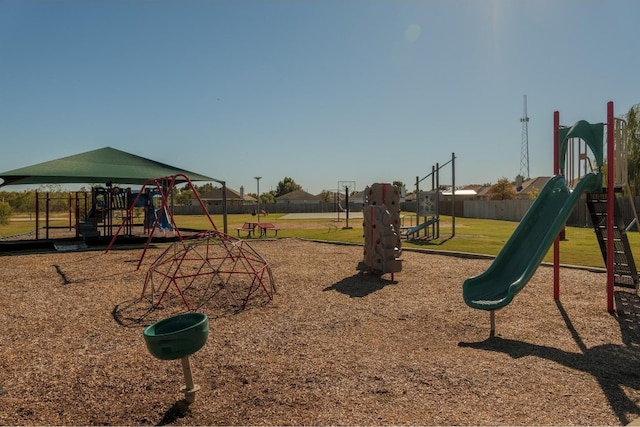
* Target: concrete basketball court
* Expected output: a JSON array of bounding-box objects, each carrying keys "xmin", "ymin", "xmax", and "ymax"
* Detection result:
[{"xmin": 279, "ymin": 212, "xmax": 364, "ymax": 220}]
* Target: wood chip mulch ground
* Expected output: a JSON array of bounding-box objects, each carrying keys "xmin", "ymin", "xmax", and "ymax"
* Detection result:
[{"xmin": 1, "ymin": 237, "xmax": 640, "ymax": 426}]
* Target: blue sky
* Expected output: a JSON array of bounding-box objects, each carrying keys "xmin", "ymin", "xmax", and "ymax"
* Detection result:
[{"xmin": 1, "ymin": 0, "xmax": 638, "ymax": 195}]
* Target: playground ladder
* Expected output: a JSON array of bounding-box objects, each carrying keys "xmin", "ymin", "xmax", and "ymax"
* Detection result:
[{"xmin": 586, "ymin": 192, "xmax": 639, "ymax": 290}]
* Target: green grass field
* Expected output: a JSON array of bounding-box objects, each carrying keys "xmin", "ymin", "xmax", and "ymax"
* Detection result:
[{"xmin": 2, "ymin": 212, "xmax": 638, "ymax": 269}]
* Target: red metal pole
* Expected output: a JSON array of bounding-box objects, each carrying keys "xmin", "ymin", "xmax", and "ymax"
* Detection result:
[
  {"xmin": 553, "ymin": 111, "xmax": 560, "ymax": 300},
  {"xmin": 607, "ymin": 101, "xmax": 615, "ymax": 313}
]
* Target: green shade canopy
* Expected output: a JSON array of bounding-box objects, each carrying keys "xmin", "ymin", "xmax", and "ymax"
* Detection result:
[{"xmin": 0, "ymin": 147, "xmax": 220, "ymax": 187}]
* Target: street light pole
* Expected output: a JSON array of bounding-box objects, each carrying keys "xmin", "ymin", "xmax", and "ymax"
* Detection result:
[{"xmin": 254, "ymin": 176, "xmax": 262, "ymax": 223}]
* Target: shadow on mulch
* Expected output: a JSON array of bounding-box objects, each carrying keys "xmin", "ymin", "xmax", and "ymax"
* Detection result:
[
  {"xmin": 323, "ymin": 273, "xmax": 398, "ymax": 298},
  {"xmin": 405, "ymin": 235, "xmax": 454, "ymax": 246},
  {"xmin": 458, "ymin": 291, "xmax": 640, "ymax": 426},
  {"xmin": 614, "ymin": 290, "xmax": 640, "ymax": 349},
  {"xmin": 156, "ymin": 399, "xmax": 192, "ymax": 426}
]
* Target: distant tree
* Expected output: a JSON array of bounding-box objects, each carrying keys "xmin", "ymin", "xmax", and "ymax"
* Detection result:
[
  {"xmin": 29, "ymin": 185, "xmax": 69, "ymax": 212},
  {"xmin": 627, "ymin": 104, "xmax": 640, "ymax": 195},
  {"xmin": 16, "ymin": 191, "xmax": 35, "ymax": 213},
  {"xmin": 275, "ymin": 177, "xmax": 302, "ymax": 197},
  {"xmin": 38, "ymin": 183, "xmax": 63, "ymax": 193},
  {"xmin": 487, "ymin": 178, "xmax": 517, "ymax": 200},
  {"xmin": 248, "ymin": 191, "xmax": 275, "ymax": 205},
  {"xmin": 318, "ymin": 190, "xmax": 333, "ymax": 203},
  {"xmin": 195, "ymin": 183, "xmax": 215, "ymax": 194},
  {"xmin": 0, "ymin": 200, "xmax": 11, "ymax": 225},
  {"xmin": 174, "ymin": 188, "xmax": 193, "ymax": 205},
  {"xmin": 260, "ymin": 191, "xmax": 276, "ymax": 205},
  {"xmin": 392, "ymin": 180, "xmax": 404, "ymax": 189}
]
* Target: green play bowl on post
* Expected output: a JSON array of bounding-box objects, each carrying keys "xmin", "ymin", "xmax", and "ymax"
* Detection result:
[{"xmin": 143, "ymin": 312, "xmax": 209, "ymax": 361}]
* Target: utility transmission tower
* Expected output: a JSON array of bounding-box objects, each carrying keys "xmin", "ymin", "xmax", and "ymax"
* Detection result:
[{"xmin": 519, "ymin": 94, "xmax": 530, "ymax": 179}]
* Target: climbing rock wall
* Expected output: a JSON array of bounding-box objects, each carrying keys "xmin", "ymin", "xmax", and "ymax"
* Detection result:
[{"xmin": 360, "ymin": 183, "xmax": 402, "ymax": 275}]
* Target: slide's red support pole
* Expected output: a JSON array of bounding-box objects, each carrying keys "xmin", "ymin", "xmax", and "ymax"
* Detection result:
[
  {"xmin": 607, "ymin": 101, "xmax": 615, "ymax": 313},
  {"xmin": 553, "ymin": 111, "xmax": 561, "ymax": 300}
]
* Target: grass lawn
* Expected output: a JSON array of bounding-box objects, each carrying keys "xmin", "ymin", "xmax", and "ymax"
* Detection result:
[
  {"xmin": 179, "ymin": 212, "xmax": 630, "ymax": 269},
  {"xmin": 2, "ymin": 211, "xmax": 638, "ymax": 269}
]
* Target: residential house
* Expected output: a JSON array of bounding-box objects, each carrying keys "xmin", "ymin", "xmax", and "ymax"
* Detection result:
[
  {"xmin": 275, "ymin": 189, "xmax": 321, "ymax": 205},
  {"xmin": 441, "ymin": 188, "xmax": 478, "ymax": 198},
  {"xmin": 197, "ymin": 186, "xmax": 256, "ymax": 207},
  {"xmin": 515, "ymin": 177, "xmax": 551, "ymax": 199},
  {"xmin": 348, "ymin": 190, "xmax": 365, "ymax": 205}
]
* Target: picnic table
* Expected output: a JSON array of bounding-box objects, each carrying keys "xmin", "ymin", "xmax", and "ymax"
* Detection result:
[
  {"xmin": 236, "ymin": 222, "xmax": 257, "ymax": 238},
  {"xmin": 257, "ymin": 222, "xmax": 279, "ymax": 237},
  {"xmin": 235, "ymin": 222, "xmax": 280, "ymax": 238}
]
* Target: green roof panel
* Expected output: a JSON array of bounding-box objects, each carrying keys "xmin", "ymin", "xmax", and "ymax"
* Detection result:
[{"xmin": 0, "ymin": 147, "xmax": 219, "ymax": 187}]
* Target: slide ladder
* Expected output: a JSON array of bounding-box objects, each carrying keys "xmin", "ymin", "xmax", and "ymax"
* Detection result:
[{"xmin": 586, "ymin": 193, "xmax": 638, "ymax": 290}]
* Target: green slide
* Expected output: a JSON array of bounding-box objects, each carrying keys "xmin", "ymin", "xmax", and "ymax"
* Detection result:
[{"xmin": 462, "ymin": 173, "xmax": 601, "ymax": 311}]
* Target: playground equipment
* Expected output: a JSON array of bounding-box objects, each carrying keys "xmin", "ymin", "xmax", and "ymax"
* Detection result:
[
  {"xmin": 140, "ymin": 232, "xmax": 275, "ymax": 313},
  {"xmin": 410, "ymin": 177, "xmax": 439, "ymax": 240},
  {"xmin": 557, "ymin": 104, "xmax": 638, "ymax": 311},
  {"xmin": 113, "ymin": 231, "xmax": 276, "ymax": 325},
  {"xmin": 107, "ymin": 173, "xmax": 221, "ymax": 267},
  {"xmin": 111, "ymin": 174, "xmax": 275, "ymax": 325},
  {"xmin": 23, "ymin": 171, "xmax": 230, "ymax": 247},
  {"xmin": 78, "ymin": 184, "xmax": 138, "ymax": 238},
  {"xmin": 143, "ymin": 194, "xmax": 174, "ymax": 235},
  {"xmin": 463, "ymin": 101, "xmax": 638, "ymax": 335},
  {"xmin": 407, "ymin": 152, "xmax": 456, "ymax": 240},
  {"xmin": 143, "ymin": 312, "xmax": 209, "ymax": 404},
  {"xmin": 463, "ymin": 173, "xmax": 601, "ymax": 311},
  {"xmin": 31, "ymin": 190, "xmax": 77, "ymax": 240},
  {"xmin": 359, "ymin": 183, "xmax": 402, "ymax": 278},
  {"xmin": 31, "ymin": 186, "xmax": 135, "ymax": 241}
]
